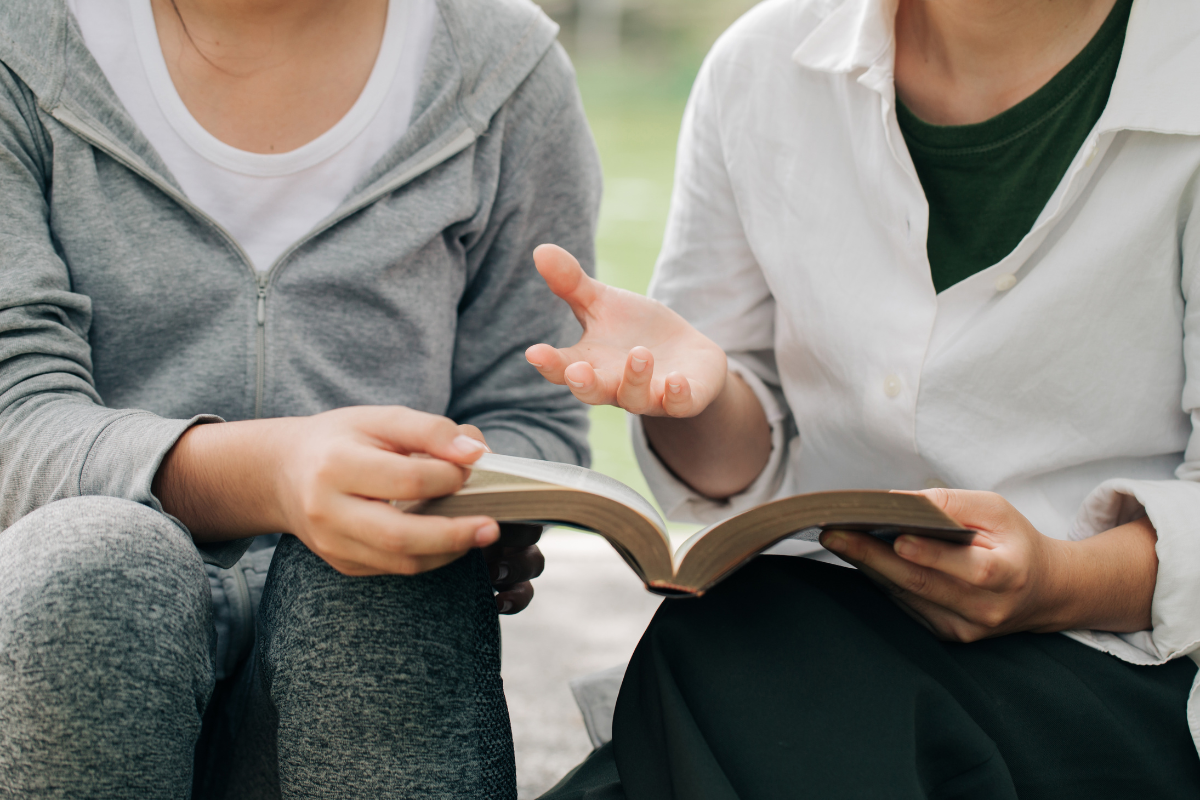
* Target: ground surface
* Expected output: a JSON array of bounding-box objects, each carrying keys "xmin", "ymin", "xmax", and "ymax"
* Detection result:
[{"xmin": 500, "ymin": 530, "xmax": 687, "ymax": 798}]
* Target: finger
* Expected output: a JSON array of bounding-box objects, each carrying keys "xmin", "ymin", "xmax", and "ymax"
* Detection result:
[
  {"xmin": 340, "ymin": 497, "xmax": 500, "ymax": 558},
  {"xmin": 525, "ymin": 343, "xmax": 573, "ymax": 384},
  {"xmin": 358, "ymin": 407, "xmax": 488, "ymax": 465},
  {"xmin": 490, "ymin": 544, "xmax": 546, "ymax": 585},
  {"xmin": 497, "ymin": 523, "xmax": 544, "ymax": 549},
  {"xmin": 892, "ymin": 534, "xmax": 1013, "ymax": 590},
  {"xmin": 533, "ymin": 244, "xmax": 601, "ymax": 321},
  {"xmin": 822, "ymin": 529, "xmax": 973, "ymax": 612},
  {"xmin": 616, "ymin": 346, "xmax": 660, "ymax": 414},
  {"xmin": 661, "ymin": 371, "xmax": 699, "ymax": 418},
  {"xmin": 457, "ymin": 424, "xmax": 491, "ymax": 452},
  {"xmin": 876, "ymin": 584, "xmax": 984, "ymax": 642},
  {"xmin": 898, "ymin": 593, "xmax": 990, "ymax": 641},
  {"xmin": 912, "ymin": 488, "xmax": 1018, "ymax": 534},
  {"xmin": 303, "ymin": 516, "xmax": 476, "ymax": 577},
  {"xmin": 332, "ymin": 447, "xmax": 468, "ymax": 501},
  {"xmin": 564, "ymin": 360, "xmax": 621, "ymax": 406},
  {"xmin": 495, "ymin": 581, "xmax": 534, "ymax": 614},
  {"xmin": 822, "ymin": 536, "xmax": 981, "ymax": 640}
]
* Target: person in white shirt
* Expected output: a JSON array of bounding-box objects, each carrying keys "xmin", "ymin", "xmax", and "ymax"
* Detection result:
[{"xmin": 534, "ymin": 0, "xmax": 1200, "ymax": 796}]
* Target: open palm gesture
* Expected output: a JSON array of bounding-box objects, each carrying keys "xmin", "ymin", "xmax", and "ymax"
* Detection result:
[{"xmin": 526, "ymin": 245, "xmax": 728, "ymax": 417}]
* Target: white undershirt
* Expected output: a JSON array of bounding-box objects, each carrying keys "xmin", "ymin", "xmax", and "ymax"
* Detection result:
[{"xmin": 68, "ymin": 0, "xmax": 435, "ymax": 270}]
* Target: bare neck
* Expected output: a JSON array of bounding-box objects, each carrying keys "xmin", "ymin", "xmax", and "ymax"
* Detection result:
[
  {"xmin": 152, "ymin": 0, "xmax": 388, "ymax": 153},
  {"xmin": 159, "ymin": 0, "xmax": 376, "ymax": 69},
  {"xmin": 894, "ymin": 0, "xmax": 1119, "ymax": 125}
]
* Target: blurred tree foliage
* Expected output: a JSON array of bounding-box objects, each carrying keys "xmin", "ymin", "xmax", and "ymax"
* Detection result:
[{"xmin": 539, "ymin": 0, "xmax": 758, "ymax": 62}]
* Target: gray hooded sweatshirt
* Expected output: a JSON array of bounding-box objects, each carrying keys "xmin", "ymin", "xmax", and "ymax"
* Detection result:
[{"xmin": 0, "ymin": 0, "xmax": 599, "ymax": 667}]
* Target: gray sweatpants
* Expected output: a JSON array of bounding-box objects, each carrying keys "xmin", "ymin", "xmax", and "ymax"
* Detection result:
[{"xmin": 0, "ymin": 496, "xmax": 516, "ymax": 799}]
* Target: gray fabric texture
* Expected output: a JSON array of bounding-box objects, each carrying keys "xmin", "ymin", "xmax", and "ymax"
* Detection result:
[
  {"xmin": 208, "ymin": 534, "xmax": 278, "ymax": 681},
  {"xmin": 0, "ymin": 496, "xmax": 214, "ymax": 798},
  {"xmin": 0, "ymin": 0, "xmax": 599, "ymax": 569},
  {"xmin": 1, "ymin": 499, "xmax": 515, "ymax": 799}
]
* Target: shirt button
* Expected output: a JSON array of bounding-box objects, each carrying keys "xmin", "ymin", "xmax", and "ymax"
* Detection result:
[
  {"xmin": 994, "ymin": 274, "xmax": 1017, "ymax": 292},
  {"xmin": 883, "ymin": 375, "xmax": 902, "ymax": 398},
  {"xmin": 924, "ymin": 478, "xmax": 948, "ymax": 490}
]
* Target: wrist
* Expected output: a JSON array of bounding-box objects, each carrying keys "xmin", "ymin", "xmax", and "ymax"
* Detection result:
[
  {"xmin": 158, "ymin": 417, "xmax": 296, "ymax": 541},
  {"xmin": 1029, "ymin": 520, "xmax": 1158, "ymax": 634},
  {"xmin": 644, "ymin": 369, "xmax": 770, "ymax": 499},
  {"xmin": 1027, "ymin": 536, "xmax": 1079, "ymax": 633}
]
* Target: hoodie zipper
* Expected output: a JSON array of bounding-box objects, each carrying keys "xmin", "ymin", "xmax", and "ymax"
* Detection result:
[
  {"xmin": 255, "ymin": 273, "xmax": 269, "ymax": 419},
  {"xmin": 49, "ymin": 104, "xmax": 479, "ymax": 420}
]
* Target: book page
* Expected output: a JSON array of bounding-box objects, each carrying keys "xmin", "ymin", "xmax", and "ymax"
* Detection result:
[{"xmin": 470, "ymin": 453, "xmax": 668, "ymax": 535}]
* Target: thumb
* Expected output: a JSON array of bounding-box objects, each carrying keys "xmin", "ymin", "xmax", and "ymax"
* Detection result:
[
  {"xmin": 534, "ymin": 244, "xmax": 599, "ymax": 321},
  {"xmin": 911, "ymin": 488, "xmax": 1014, "ymax": 534}
]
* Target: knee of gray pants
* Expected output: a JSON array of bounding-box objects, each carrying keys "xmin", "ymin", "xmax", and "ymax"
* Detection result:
[
  {"xmin": 255, "ymin": 535, "xmax": 516, "ymax": 800},
  {"xmin": 0, "ymin": 496, "xmax": 214, "ymax": 800}
]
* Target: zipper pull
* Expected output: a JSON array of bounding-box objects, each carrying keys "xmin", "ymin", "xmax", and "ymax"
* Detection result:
[{"xmin": 256, "ymin": 275, "xmax": 268, "ymax": 325}]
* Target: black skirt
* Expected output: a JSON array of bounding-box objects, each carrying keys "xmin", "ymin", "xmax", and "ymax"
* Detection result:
[{"xmin": 541, "ymin": 556, "xmax": 1200, "ymax": 800}]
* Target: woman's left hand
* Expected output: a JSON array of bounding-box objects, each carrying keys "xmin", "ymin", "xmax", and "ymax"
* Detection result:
[
  {"xmin": 454, "ymin": 426, "xmax": 547, "ymax": 615},
  {"xmin": 485, "ymin": 523, "xmax": 546, "ymax": 614},
  {"xmin": 819, "ymin": 489, "xmax": 1157, "ymax": 642}
]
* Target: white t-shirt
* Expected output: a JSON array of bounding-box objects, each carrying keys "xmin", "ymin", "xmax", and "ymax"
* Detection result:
[{"xmin": 68, "ymin": 0, "xmax": 435, "ymax": 270}]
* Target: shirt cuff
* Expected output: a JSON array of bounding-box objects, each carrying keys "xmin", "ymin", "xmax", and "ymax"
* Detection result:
[
  {"xmin": 630, "ymin": 357, "xmax": 791, "ymax": 524},
  {"xmin": 1063, "ymin": 478, "xmax": 1200, "ymax": 666}
]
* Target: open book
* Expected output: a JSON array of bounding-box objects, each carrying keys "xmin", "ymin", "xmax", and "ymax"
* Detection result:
[{"xmin": 405, "ymin": 453, "xmax": 973, "ymax": 597}]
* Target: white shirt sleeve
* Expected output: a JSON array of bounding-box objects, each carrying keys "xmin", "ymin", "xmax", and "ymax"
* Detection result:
[
  {"xmin": 631, "ymin": 57, "xmax": 795, "ymax": 523},
  {"xmin": 1065, "ymin": 202, "xmax": 1200, "ymax": 668}
]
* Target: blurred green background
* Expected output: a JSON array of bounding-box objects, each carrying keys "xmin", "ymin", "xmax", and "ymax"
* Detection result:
[{"xmin": 534, "ymin": 0, "xmax": 758, "ymax": 511}]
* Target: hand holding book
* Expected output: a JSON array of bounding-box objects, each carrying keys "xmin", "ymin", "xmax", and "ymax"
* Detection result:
[{"xmin": 817, "ymin": 490, "xmax": 1159, "ymax": 640}]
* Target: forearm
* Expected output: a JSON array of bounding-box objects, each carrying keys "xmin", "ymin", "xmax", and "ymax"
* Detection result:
[
  {"xmin": 642, "ymin": 371, "xmax": 772, "ymax": 499},
  {"xmin": 1041, "ymin": 516, "xmax": 1158, "ymax": 633},
  {"xmin": 153, "ymin": 418, "xmax": 291, "ymax": 542}
]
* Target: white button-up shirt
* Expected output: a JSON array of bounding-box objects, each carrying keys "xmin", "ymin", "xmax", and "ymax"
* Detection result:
[{"xmin": 632, "ymin": 0, "xmax": 1200, "ymax": 750}]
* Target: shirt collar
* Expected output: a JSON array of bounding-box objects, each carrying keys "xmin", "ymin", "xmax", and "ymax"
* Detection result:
[
  {"xmin": 1099, "ymin": 0, "xmax": 1200, "ymax": 136},
  {"xmin": 791, "ymin": 0, "xmax": 1200, "ymax": 135},
  {"xmin": 791, "ymin": 0, "xmax": 898, "ymax": 94}
]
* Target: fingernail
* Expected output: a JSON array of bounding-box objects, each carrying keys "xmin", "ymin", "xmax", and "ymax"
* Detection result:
[
  {"xmin": 529, "ymin": 361, "xmax": 543, "ymax": 369},
  {"xmin": 823, "ymin": 531, "xmax": 846, "ymax": 553},
  {"xmin": 668, "ymin": 382, "xmax": 681, "ymax": 393},
  {"xmin": 475, "ymin": 522, "xmax": 499, "ymax": 547},
  {"xmin": 895, "ymin": 536, "xmax": 917, "ymax": 557},
  {"xmin": 631, "ymin": 357, "xmax": 648, "ymax": 374},
  {"xmin": 453, "ymin": 435, "xmax": 486, "ymax": 456},
  {"xmin": 498, "ymin": 599, "xmax": 513, "ymax": 614},
  {"xmin": 495, "ymin": 563, "xmax": 510, "ymax": 581},
  {"xmin": 567, "ymin": 378, "xmax": 585, "ymax": 388}
]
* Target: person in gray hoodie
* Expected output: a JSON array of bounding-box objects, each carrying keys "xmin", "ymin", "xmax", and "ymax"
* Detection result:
[{"xmin": 0, "ymin": 0, "xmax": 599, "ymax": 797}]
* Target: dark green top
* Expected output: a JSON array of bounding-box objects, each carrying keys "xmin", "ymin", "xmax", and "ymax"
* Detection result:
[{"xmin": 898, "ymin": 0, "xmax": 1132, "ymax": 293}]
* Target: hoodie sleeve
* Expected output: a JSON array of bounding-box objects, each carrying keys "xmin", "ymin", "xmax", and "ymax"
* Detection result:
[
  {"xmin": 0, "ymin": 66, "xmax": 232, "ymax": 563},
  {"xmin": 446, "ymin": 44, "xmax": 598, "ymax": 466}
]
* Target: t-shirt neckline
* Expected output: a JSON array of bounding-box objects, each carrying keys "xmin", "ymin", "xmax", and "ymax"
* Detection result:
[
  {"xmin": 128, "ymin": 0, "xmax": 407, "ymax": 177},
  {"xmin": 896, "ymin": 0, "xmax": 1132, "ymax": 156}
]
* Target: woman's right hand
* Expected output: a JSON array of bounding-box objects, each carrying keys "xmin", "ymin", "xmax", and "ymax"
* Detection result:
[
  {"xmin": 156, "ymin": 406, "xmax": 501, "ymax": 576},
  {"xmin": 526, "ymin": 244, "xmax": 728, "ymax": 417}
]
